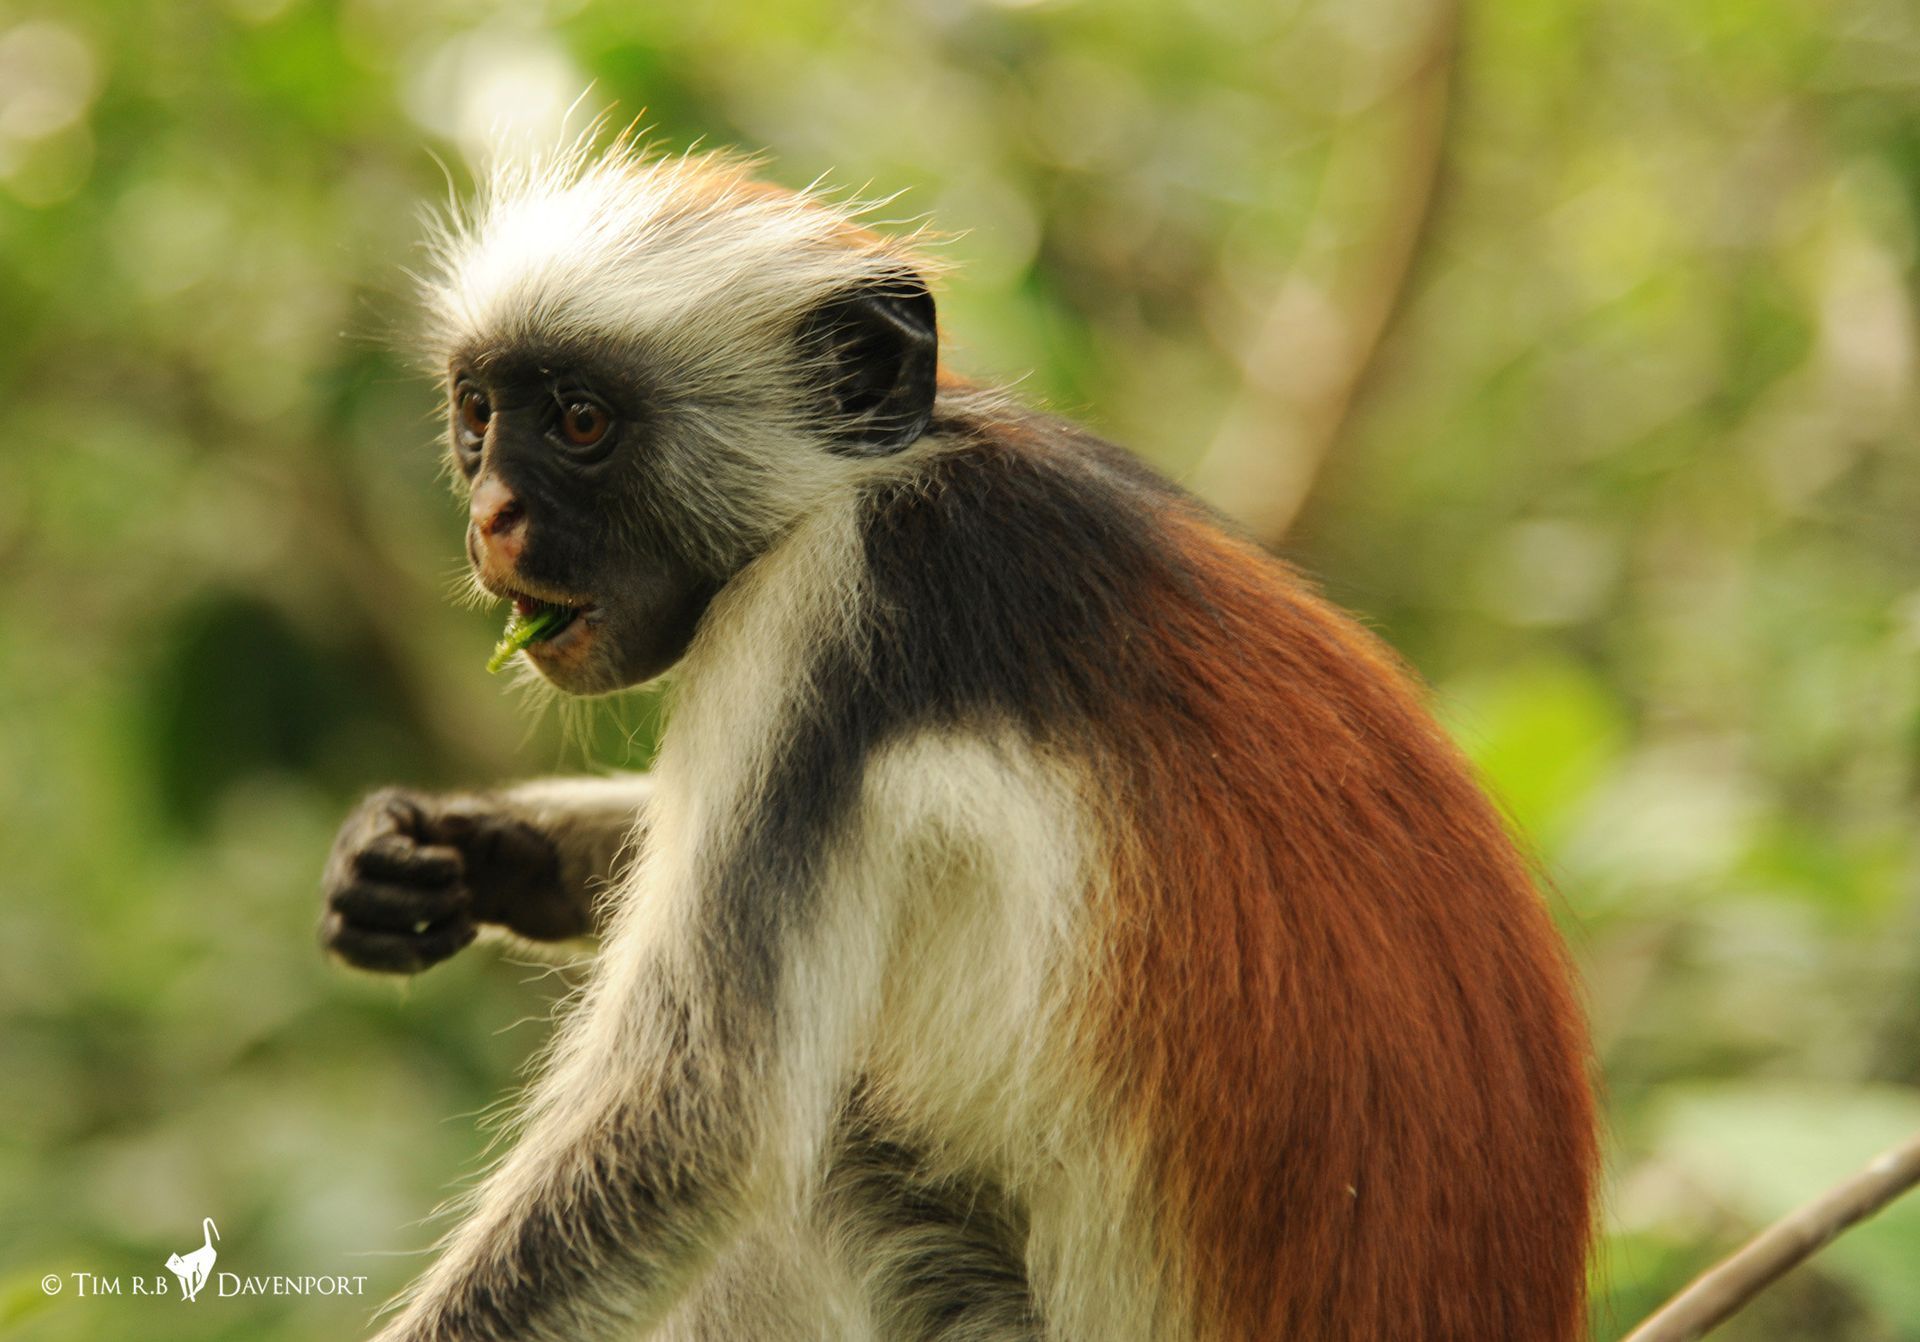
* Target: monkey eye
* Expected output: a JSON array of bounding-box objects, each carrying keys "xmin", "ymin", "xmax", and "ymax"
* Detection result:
[
  {"xmin": 455, "ymin": 387, "xmax": 492, "ymax": 443},
  {"xmin": 556, "ymin": 397, "xmax": 612, "ymax": 450}
]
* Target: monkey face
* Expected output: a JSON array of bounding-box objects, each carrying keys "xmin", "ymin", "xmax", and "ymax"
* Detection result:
[
  {"xmin": 414, "ymin": 154, "xmax": 943, "ymax": 696},
  {"xmin": 440, "ymin": 277, "xmax": 937, "ymax": 697},
  {"xmin": 449, "ymin": 344, "xmax": 722, "ymax": 695}
]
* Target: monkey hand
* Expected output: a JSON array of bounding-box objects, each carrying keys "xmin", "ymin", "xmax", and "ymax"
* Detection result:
[{"xmin": 320, "ymin": 788, "xmax": 578, "ymax": 974}]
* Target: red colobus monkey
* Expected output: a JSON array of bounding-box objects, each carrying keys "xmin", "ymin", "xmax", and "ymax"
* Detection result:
[{"xmin": 321, "ymin": 143, "xmax": 1597, "ymax": 1342}]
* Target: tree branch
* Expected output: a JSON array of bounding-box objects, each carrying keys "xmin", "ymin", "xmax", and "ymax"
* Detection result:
[{"xmin": 1622, "ymin": 1131, "xmax": 1920, "ymax": 1342}]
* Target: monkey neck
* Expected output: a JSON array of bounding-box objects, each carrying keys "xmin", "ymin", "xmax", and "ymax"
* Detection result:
[{"xmin": 655, "ymin": 490, "xmax": 871, "ymax": 807}]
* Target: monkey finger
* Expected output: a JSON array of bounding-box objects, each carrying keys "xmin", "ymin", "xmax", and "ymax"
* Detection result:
[
  {"xmin": 329, "ymin": 878, "xmax": 470, "ymax": 931},
  {"xmin": 355, "ymin": 833, "xmax": 463, "ymax": 885},
  {"xmin": 373, "ymin": 791, "xmax": 428, "ymax": 832},
  {"xmin": 321, "ymin": 911, "xmax": 477, "ymax": 974}
]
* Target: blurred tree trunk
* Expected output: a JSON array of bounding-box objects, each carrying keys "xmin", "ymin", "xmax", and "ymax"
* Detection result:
[{"xmin": 1187, "ymin": 0, "xmax": 1460, "ymax": 546}]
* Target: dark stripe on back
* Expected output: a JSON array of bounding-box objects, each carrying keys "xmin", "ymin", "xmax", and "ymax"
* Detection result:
[{"xmin": 704, "ymin": 393, "xmax": 1198, "ymax": 1008}]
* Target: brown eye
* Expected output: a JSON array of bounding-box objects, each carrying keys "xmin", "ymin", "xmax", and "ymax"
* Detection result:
[
  {"xmin": 558, "ymin": 399, "xmax": 610, "ymax": 449},
  {"xmin": 456, "ymin": 388, "xmax": 491, "ymax": 441}
]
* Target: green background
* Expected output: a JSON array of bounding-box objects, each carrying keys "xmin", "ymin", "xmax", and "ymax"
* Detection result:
[{"xmin": 3, "ymin": 0, "xmax": 1919, "ymax": 1338}]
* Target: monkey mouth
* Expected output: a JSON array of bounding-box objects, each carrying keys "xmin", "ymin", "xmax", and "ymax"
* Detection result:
[
  {"xmin": 477, "ymin": 574, "xmax": 600, "ymax": 672},
  {"xmin": 518, "ymin": 596, "xmax": 602, "ymax": 670},
  {"xmin": 510, "ymin": 591, "xmax": 589, "ymax": 639},
  {"xmin": 506, "ymin": 588, "xmax": 600, "ymax": 657}
]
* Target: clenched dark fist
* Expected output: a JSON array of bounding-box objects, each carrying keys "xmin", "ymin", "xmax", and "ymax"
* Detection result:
[{"xmin": 320, "ymin": 787, "xmax": 589, "ymax": 974}]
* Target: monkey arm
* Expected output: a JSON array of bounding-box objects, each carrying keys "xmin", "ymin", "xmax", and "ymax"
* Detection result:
[
  {"xmin": 464, "ymin": 774, "xmax": 658, "ymax": 942},
  {"xmin": 367, "ymin": 785, "xmax": 918, "ymax": 1342},
  {"xmin": 322, "ymin": 774, "xmax": 655, "ymax": 972}
]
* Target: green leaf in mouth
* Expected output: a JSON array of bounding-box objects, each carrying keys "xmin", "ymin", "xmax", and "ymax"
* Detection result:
[{"xmin": 486, "ymin": 606, "xmax": 573, "ymax": 674}]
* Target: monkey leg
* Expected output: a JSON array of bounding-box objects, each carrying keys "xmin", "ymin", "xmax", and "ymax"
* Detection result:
[{"xmin": 813, "ymin": 1095, "xmax": 1042, "ymax": 1342}]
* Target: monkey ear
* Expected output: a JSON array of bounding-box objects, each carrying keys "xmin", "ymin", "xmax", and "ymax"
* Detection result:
[{"xmin": 797, "ymin": 275, "xmax": 937, "ymax": 455}]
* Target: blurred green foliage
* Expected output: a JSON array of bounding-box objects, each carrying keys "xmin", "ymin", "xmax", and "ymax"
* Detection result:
[{"xmin": 2, "ymin": 0, "xmax": 1918, "ymax": 1338}]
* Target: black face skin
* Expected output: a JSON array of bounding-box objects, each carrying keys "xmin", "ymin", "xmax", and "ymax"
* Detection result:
[
  {"xmin": 449, "ymin": 343, "xmax": 722, "ymax": 695},
  {"xmin": 447, "ymin": 277, "xmax": 937, "ymax": 697}
]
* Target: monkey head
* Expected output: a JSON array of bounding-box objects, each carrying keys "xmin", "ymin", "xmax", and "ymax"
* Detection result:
[{"xmin": 422, "ymin": 149, "xmax": 938, "ymax": 694}]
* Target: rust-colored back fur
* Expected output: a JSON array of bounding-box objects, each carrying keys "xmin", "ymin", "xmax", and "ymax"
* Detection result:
[{"xmin": 1093, "ymin": 513, "xmax": 1596, "ymax": 1340}]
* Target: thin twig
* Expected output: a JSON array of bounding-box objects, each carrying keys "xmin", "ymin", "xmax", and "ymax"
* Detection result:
[{"xmin": 1621, "ymin": 1131, "xmax": 1920, "ymax": 1342}]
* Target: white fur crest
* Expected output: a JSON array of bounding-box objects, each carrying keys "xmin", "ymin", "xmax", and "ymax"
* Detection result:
[{"xmin": 419, "ymin": 136, "xmax": 934, "ymax": 375}]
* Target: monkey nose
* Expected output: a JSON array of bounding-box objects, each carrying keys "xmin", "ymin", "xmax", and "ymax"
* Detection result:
[{"xmin": 469, "ymin": 476, "xmax": 527, "ymax": 565}]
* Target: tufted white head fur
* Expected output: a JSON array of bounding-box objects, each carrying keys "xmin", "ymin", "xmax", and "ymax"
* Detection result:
[
  {"xmin": 418, "ymin": 135, "xmax": 935, "ymax": 373},
  {"xmin": 415, "ymin": 134, "xmax": 944, "ymax": 572}
]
